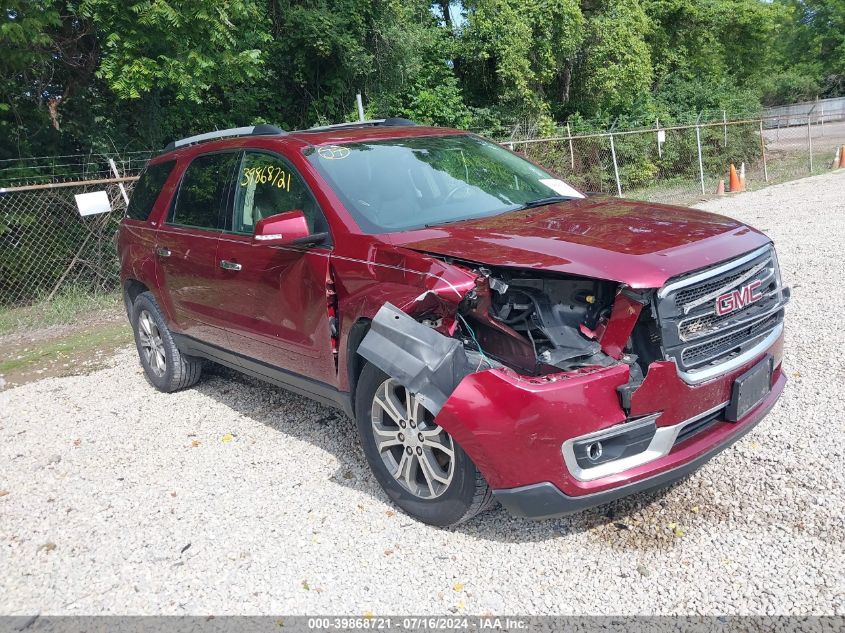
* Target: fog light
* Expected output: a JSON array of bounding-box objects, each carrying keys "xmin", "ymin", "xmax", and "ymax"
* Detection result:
[
  {"xmin": 586, "ymin": 441, "xmax": 603, "ymax": 461},
  {"xmin": 569, "ymin": 415, "xmax": 658, "ymax": 471},
  {"xmin": 563, "ymin": 412, "xmax": 662, "ymax": 481}
]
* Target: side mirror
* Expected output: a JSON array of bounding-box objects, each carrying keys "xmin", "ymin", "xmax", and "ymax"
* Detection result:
[{"xmin": 253, "ymin": 210, "xmax": 310, "ymax": 246}]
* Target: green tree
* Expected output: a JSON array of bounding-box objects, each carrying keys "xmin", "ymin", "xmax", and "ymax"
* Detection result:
[
  {"xmin": 765, "ymin": 0, "xmax": 845, "ymax": 101},
  {"xmin": 81, "ymin": 0, "xmax": 269, "ymax": 102},
  {"xmin": 255, "ymin": 0, "xmax": 467, "ymax": 128},
  {"xmin": 573, "ymin": 0, "xmax": 654, "ymax": 118},
  {"xmin": 459, "ymin": 0, "xmax": 584, "ymax": 116},
  {"xmin": 0, "ymin": 1, "xmax": 93, "ymax": 158},
  {"xmin": 2, "ymin": 0, "xmax": 843, "ymax": 164},
  {"xmin": 642, "ymin": 0, "xmax": 781, "ymax": 117},
  {"xmin": 0, "ymin": 0, "xmax": 271, "ymax": 155}
]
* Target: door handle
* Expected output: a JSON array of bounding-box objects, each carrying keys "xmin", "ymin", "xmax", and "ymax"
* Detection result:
[
  {"xmin": 219, "ymin": 260, "xmax": 242, "ymax": 271},
  {"xmin": 156, "ymin": 247, "xmax": 171, "ymax": 258}
]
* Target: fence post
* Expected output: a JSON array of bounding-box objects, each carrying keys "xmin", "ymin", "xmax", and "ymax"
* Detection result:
[
  {"xmin": 108, "ymin": 159, "xmax": 129, "ymax": 206},
  {"xmin": 656, "ymin": 117, "xmax": 662, "ymax": 158},
  {"xmin": 759, "ymin": 120, "xmax": 769, "ymax": 183},
  {"xmin": 806, "ymin": 109, "xmax": 814, "ymax": 173},
  {"xmin": 695, "ymin": 114, "xmax": 706, "ymax": 195},
  {"xmin": 820, "ymin": 101, "xmax": 825, "ymax": 136},
  {"xmin": 566, "ymin": 122, "xmax": 574, "ymax": 170},
  {"xmin": 609, "ymin": 133, "xmax": 622, "ymax": 197},
  {"xmin": 723, "ymin": 110, "xmax": 728, "ymax": 147},
  {"xmin": 356, "ymin": 92, "xmax": 365, "ymax": 122}
]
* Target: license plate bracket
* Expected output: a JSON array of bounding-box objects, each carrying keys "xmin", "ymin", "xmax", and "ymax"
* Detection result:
[{"xmin": 725, "ymin": 355, "xmax": 774, "ymax": 422}]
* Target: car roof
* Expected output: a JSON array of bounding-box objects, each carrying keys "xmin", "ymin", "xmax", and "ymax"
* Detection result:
[
  {"xmin": 148, "ymin": 123, "xmax": 467, "ymax": 166},
  {"xmin": 288, "ymin": 124, "xmax": 465, "ymax": 145}
]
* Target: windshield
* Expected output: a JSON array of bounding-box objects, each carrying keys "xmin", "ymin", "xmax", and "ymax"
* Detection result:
[{"xmin": 305, "ymin": 134, "xmax": 583, "ymax": 233}]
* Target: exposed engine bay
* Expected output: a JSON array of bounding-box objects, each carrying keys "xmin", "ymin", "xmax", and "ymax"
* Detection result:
[
  {"xmin": 357, "ymin": 261, "xmax": 648, "ymax": 415},
  {"xmin": 468, "ymin": 268, "xmax": 619, "ymax": 373}
]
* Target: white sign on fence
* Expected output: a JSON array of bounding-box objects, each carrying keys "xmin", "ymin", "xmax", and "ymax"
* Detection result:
[{"xmin": 74, "ymin": 190, "xmax": 112, "ymax": 216}]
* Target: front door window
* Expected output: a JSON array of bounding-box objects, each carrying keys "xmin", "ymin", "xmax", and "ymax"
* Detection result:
[{"xmin": 233, "ymin": 152, "xmax": 327, "ymax": 235}]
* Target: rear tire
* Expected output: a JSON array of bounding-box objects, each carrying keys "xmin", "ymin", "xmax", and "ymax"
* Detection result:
[
  {"xmin": 131, "ymin": 292, "xmax": 202, "ymax": 393},
  {"xmin": 354, "ymin": 361, "xmax": 494, "ymax": 526}
]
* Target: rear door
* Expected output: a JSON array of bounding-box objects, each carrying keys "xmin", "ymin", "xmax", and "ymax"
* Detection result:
[
  {"xmin": 119, "ymin": 159, "xmax": 177, "ymax": 302},
  {"xmin": 214, "ymin": 150, "xmax": 336, "ymax": 383},
  {"xmin": 154, "ymin": 151, "xmax": 240, "ymax": 347}
]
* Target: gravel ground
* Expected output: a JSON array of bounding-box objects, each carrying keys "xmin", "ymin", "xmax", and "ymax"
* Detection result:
[{"xmin": 1, "ymin": 171, "xmax": 844, "ymax": 616}]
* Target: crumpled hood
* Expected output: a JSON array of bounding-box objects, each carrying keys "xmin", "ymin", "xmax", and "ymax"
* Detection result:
[{"xmin": 388, "ymin": 196, "xmax": 771, "ymax": 288}]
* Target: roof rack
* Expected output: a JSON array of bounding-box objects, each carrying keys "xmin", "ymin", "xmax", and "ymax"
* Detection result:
[
  {"xmin": 162, "ymin": 124, "xmax": 286, "ymax": 152},
  {"xmin": 305, "ymin": 117, "xmax": 418, "ymax": 132}
]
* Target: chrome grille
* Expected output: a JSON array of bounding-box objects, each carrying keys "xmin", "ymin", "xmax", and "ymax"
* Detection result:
[
  {"xmin": 655, "ymin": 245, "xmax": 788, "ymax": 383},
  {"xmin": 681, "ymin": 312, "xmax": 781, "ymax": 366},
  {"xmin": 674, "ymin": 268, "xmax": 749, "ymax": 309},
  {"xmin": 678, "ymin": 289, "xmax": 781, "ymax": 340}
]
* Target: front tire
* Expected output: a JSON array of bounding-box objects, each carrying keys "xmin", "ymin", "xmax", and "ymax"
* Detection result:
[
  {"xmin": 354, "ymin": 362, "xmax": 494, "ymax": 526},
  {"xmin": 131, "ymin": 292, "xmax": 202, "ymax": 393}
]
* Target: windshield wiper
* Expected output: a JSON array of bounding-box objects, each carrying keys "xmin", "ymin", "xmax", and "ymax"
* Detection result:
[
  {"xmin": 424, "ymin": 217, "xmax": 472, "ymax": 228},
  {"xmin": 422, "ymin": 196, "xmax": 572, "ymax": 228},
  {"xmin": 517, "ymin": 195, "xmax": 573, "ymax": 210}
]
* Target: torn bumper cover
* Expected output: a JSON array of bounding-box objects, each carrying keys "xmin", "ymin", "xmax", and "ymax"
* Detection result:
[
  {"xmin": 357, "ymin": 303, "xmax": 476, "ymax": 415},
  {"xmin": 358, "ymin": 303, "xmax": 786, "ymax": 521}
]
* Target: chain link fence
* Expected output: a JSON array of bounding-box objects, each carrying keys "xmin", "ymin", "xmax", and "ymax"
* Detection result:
[
  {"xmin": 513, "ymin": 115, "xmax": 845, "ymax": 206},
  {"xmin": 0, "ymin": 151, "xmax": 152, "ymax": 189},
  {"xmin": 0, "ymin": 178, "xmax": 136, "ymax": 307},
  {"xmin": 1, "ymin": 111, "xmax": 844, "ymax": 311}
]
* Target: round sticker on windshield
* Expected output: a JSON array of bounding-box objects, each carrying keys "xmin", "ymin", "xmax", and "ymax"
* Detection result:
[{"xmin": 318, "ymin": 145, "xmax": 351, "ymax": 160}]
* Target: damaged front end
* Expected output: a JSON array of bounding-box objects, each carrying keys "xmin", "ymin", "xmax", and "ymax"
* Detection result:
[
  {"xmin": 357, "ymin": 262, "xmax": 648, "ymax": 416},
  {"xmin": 355, "ymin": 253, "xmax": 786, "ymax": 510}
]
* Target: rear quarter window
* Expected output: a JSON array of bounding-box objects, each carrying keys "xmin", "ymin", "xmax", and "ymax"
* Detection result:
[{"xmin": 126, "ymin": 160, "xmax": 176, "ymax": 221}]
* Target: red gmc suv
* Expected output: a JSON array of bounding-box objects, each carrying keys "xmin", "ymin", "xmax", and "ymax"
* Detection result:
[{"xmin": 118, "ymin": 120, "xmax": 788, "ymax": 526}]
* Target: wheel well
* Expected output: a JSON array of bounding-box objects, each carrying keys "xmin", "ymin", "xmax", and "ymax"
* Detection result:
[
  {"xmin": 123, "ymin": 279, "xmax": 149, "ymax": 317},
  {"xmin": 346, "ymin": 317, "xmax": 372, "ymax": 413}
]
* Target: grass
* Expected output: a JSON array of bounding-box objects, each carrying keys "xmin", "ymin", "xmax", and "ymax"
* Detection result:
[
  {"xmin": 0, "ymin": 288, "xmax": 132, "ymax": 387},
  {"xmin": 0, "ymin": 321, "xmax": 131, "ymax": 374},
  {"xmin": 621, "ymin": 148, "xmax": 834, "ymax": 206},
  {"xmin": 0, "ymin": 287, "xmax": 123, "ymax": 337}
]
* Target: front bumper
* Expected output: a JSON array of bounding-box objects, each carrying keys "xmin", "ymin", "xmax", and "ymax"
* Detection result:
[
  {"xmin": 493, "ymin": 371, "xmax": 784, "ymax": 519},
  {"xmin": 433, "ymin": 331, "xmax": 785, "ymax": 520}
]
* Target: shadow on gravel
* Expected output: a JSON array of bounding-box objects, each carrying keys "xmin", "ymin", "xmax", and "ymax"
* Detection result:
[
  {"xmin": 195, "ymin": 362, "xmax": 683, "ymax": 545},
  {"xmin": 450, "ymin": 483, "xmax": 683, "ymax": 546}
]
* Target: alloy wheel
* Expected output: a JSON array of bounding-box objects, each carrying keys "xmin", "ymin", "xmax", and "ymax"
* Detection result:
[
  {"xmin": 137, "ymin": 310, "xmax": 166, "ymax": 377},
  {"xmin": 370, "ymin": 378, "xmax": 455, "ymax": 499}
]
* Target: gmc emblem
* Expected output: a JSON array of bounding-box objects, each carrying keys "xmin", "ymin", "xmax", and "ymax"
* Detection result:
[{"xmin": 715, "ymin": 280, "xmax": 763, "ymax": 316}]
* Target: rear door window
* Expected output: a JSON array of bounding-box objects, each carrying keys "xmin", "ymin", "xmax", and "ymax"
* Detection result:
[
  {"xmin": 169, "ymin": 153, "xmax": 240, "ymax": 230},
  {"xmin": 126, "ymin": 160, "xmax": 175, "ymax": 221}
]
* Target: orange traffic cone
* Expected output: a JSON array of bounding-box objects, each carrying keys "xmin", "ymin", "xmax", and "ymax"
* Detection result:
[
  {"xmin": 840, "ymin": 145, "xmax": 845, "ymax": 168},
  {"xmin": 728, "ymin": 164, "xmax": 740, "ymax": 192},
  {"xmin": 716, "ymin": 179, "xmax": 725, "ymax": 195},
  {"xmin": 833, "ymin": 147, "xmax": 841, "ymax": 169},
  {"xmin": 739, "ymin": 162, "xmax": 746, "ymax": 192}
]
